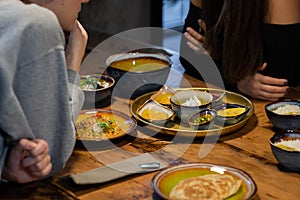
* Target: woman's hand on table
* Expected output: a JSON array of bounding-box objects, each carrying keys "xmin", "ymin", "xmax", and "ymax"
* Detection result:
[
  {"xmin": 65, "ymin": 20, "xmax": 88, "ymax": 73},
  {"xmin": 184, "ymin": 19, "xmax": 206, "ymax": 52},
  {"xmin": 2, "ymin": 138, "xmax": 52, "ymax": 183},
  {"xmin": 237, "ymin": 63, "xmax": 288, "ymax": 101}
]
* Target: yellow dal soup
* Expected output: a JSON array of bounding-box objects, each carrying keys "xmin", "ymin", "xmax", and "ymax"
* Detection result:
[
  {"xmin": 217, "ymin": 107, "xmax": 246, "ymax": 117},
  {"xmin": 152, "ymin": 92, "xmax": 174, "ymax": 105},
  {"xmin": 109, "ymin": 57, "xmax": 169, "ymax": 73},
  {"xmin": 140, "ymin": 107, "xmax": 169, "ymax": 121}
]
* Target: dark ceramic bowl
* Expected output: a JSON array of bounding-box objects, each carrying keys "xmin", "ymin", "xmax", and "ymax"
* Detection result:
[
  {"xmin": 270, "ymin": 131, "xmax": 300, "ymax": 171},
  {"xmin": 188, "ymin": 109, "xmax": 217, "ymax": 130},
  {"xmin": 80, "ymin": 75, "xmax": 115, "ymax": 108},
  {"xmin": 170, "ymin": 90, "xmax": 213, "ymax": 123},
  {"xmin": 213, "ymin": 103, "xmax": 250, "ymax": 125},
  {"xmin": 105, "ymin": 51, "xmax": 171, "ymax": 98},
  {"xmin": 265, "ymin": 100, "xmax": 300, "ymax": 130}
]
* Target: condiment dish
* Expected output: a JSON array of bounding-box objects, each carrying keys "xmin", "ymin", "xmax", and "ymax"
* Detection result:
[{"xmin": 188, "ymin": 109, "xmax": 217, "ymax": 130}]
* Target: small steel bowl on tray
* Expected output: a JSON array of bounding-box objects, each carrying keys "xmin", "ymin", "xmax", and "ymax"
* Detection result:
[
  {"xmin": 150, "ymin": 85, "xmax": 176, "ymax": 107},
  {"xmin": 137, "ymin": 99, "xmax": 174, "ymax": 126},
  {"xmin": 188, "ymin": 109, "xmax": 217, "ymax": 130},
  {"xmin": 213, "ymin": 103, "xmax": 250, "ymax": 125},
  {"xmin": 170, "ymin": 90, "xmax": 213, "ymax": 123}
]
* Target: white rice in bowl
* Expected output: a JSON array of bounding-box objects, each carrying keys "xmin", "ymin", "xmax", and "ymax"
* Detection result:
[
  {"xmin": 272, "ymin": 104, "xmax": 300, "ymax": 115},
  {"xmin": 275, "ymin": 139, "xmax": 300, "ymax": 152}
]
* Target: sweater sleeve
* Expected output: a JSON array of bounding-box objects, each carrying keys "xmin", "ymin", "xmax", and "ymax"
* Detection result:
[
  {"xmin": 67, "ymin": 69, "xmax": 85, "ymax": 123},
  {"xmin": 0, "ymin": 3, "xmax": 84, "ymax": 177}
]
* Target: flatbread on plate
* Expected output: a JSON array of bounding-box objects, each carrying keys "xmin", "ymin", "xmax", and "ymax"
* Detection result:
[{"xmin": 169, "ymin": 174, "xmax": 241, "ymax": 200}]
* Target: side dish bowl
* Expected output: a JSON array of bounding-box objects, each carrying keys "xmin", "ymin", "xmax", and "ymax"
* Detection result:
[
  {"xmin": 170, "ymin": 90, "xmax": 213, "ymax": 123},
  {"xmin": 137, "ymin": 99, "xmax": 174, "ymax": 126},
  {"xmin": 270, "ymin": 131, "xmax": 300, "ymax": 171},
  {"xmin": 188, "ymin": 109, "xmax": 217, "ymax": 130},
  {"xmin": 213, "ymin": 103, "xmax": 250, "ymax": 125},
  {"xmin": 150, "ymin": 85, "xmax": 176, "ymax": 106},
  {"xmin": 265, "ymin": 100, "xmax": 300, "ymax": 130},
  {"xmin": 80, "ymin": 75, "xmax": 115, "ymax": 108}
]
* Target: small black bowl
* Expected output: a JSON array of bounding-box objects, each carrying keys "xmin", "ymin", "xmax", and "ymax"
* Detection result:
[
  {"xmin": 80, "ymin": 75, "xmax": 115, "ymax": 108},
  {"xmin": 188, "ymin": 109, "xmax": 217, "ymax": 130},
  {"xmin": 265, "ymin": 100, "xmax": 300, "ymax": 130},
  {"xmin": 213, "ymin": 103, "xmax": 250, "ymax": 125},
  {"xmin": 270, "ymin": 131, "xmax": 300, "ymax": 172}
]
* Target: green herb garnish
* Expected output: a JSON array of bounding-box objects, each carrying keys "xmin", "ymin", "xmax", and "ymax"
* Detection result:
[
  {"xmin": 98, "ymin": 120, "xmax": 115, "ymax": 133},
  {"xmin": 193, "ymin": 115, "xmax": 212, "ymax": 123},
  {"xmin": 80, "ymin": 76, "xmax": 98, "ymax": 89}
]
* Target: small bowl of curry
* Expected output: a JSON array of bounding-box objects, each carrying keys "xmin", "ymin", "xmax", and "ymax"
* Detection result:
[
  {"xmin": 150, "ymin": 85, "xmax": 176, "ymax": 106},
  {"xmin": 137, "ymin": 99, "xmax": 174, "ymax": 126},
  {"xmin": 213, "ymin": 103, "xmax": 250, "ymax": 125}
]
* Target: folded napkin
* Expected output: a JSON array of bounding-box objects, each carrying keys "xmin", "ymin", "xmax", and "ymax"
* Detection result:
[{"xmin": 70, "ymin": 153, "xmax": 167, "ymax": 185}]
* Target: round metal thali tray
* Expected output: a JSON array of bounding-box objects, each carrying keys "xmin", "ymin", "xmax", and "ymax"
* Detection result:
[{"xmin": 130, "ymin": 88, "xmax": 254, "ymax": 137}]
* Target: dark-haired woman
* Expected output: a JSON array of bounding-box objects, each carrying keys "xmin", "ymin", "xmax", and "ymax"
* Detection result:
[{"xmin": 181, "ymin": 0, "xmax": 299, "ymax": 101}]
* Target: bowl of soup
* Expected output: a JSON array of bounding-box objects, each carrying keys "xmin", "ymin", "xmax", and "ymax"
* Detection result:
[{"xmin": 105, "ymin": 51, "xmax": 171, "ymax": 98}]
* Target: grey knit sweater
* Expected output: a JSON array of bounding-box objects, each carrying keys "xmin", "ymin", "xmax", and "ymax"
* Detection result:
[{"xmin": 0, "ymin": 0, "xmax": 84, "ymax": 179}]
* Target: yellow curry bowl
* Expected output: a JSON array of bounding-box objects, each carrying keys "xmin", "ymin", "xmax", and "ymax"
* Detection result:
[
  {"xmin": 137, "ymin": 99, "xmax": 174, "ymax": 126},
  {"xmin": 213, "ymin": 103, "xmax": 250, "ymax": 125}
]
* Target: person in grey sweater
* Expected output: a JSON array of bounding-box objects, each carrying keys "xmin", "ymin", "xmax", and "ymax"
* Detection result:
[{"xmin": 0, "ymin": 0, "xmax": 89, "ymax": 183}]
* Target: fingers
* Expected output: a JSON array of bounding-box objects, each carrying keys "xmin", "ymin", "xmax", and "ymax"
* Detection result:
[
  {"xmin": 257, "ymin": 62, "xmax": 288, "ymax": 87},
  {"xmin": 22, "ymin": 148, "xmax": 49, "ymax": 168},
  {"xmin": 30, "ymin": 162, "xmax": 52, "ymax": 178},
  {"xmin": 28, "ymin": 139, "xmax": 49, "ymax": 157},
  {"xmin": 71, "ymin": 20, "xmax": 88, "ymax": 40},
  {"xmin": 13, "ymin": 139, "xmax": 37, "ymax": 159},
  {"xmin": 256, "ymin": 90, "xmax": 286, "ymax": 101},
  {"xmin": 259, "ymin": 75, "xmax": 288, "ymax": 87},
  {"xmin": 259, "ymin": 62, "xmax": 267, "ymax": 71},
  {"xmin": 187, "ymin": 41, "xmax": 201, "ymax": 52},
  {"xmin": 237, "ymin": 73, "xmax": 289, "ymax": 101},
  {"xmin": 198, "ymin": 19, "xmax": 206, "ymax": 33},
  {"xmin": 23, "ymin": 154, "xmax": 51, "ymax": 173},
  {"xmin": 185, "ymin": 27, "xmax": 206, "ymax": 45},
  {"xmin": 22, "ymin": 139, "xmax": 50, "ymax": 167},
  {"xmin": 18, "ymin": 138, "xmax": 37, "ymax": 151},
  {"xmin": 65, "ymin": 20, "xmax": 88, "ymax": 72}
]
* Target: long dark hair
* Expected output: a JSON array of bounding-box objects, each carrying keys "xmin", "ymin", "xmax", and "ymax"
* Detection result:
[{"xmin": 202, "ymin": 0, "xmax": 268, "ymax": 84}]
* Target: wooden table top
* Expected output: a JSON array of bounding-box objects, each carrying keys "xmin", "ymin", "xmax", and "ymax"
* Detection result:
[{"xmin": 1, "ymin": 74, "xmax": 300, "ymax": 200}]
